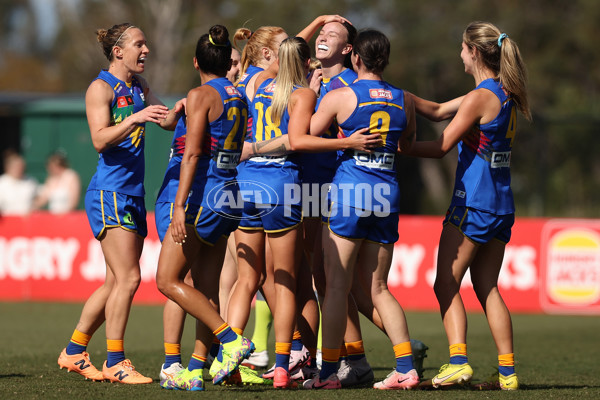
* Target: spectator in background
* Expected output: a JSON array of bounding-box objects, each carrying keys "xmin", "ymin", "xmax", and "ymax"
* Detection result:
[
  {"xmin": 0, "ymin": 150, "xmax": 38, "ymax": 216},
  {"xmin": 33, "ymin": 151, "xmax": 81, "ymax": 213}
]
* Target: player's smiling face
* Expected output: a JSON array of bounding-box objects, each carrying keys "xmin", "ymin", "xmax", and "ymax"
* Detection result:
[
  {"xmin": 315, "ymin": 22, "xmax": 351, "ymax": 62},
  {"xmin": 118, "ymin": 28, "xmax": 149, "ymax": 74}
]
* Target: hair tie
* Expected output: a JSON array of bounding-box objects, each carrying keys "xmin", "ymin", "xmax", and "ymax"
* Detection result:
[
  {"xmin": 209, "ymin": 34, "xmax": 229, "ymax": 47},
  {"xmin": 114, "ymin": 25, "xmax": 135, "ymax": 48},
  {"xmin": 497, "ymin": 33, "xmax": 508, "ymax": 48}
]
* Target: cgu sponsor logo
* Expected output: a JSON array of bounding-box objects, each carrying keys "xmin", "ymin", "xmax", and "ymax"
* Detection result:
[
  {"xmin": 546, "ymin": 228, "xmax": 600, "ymax": 305},
  {"xmin": 206, "ymin": 179, "xmax": 279, "ymax": 220}
]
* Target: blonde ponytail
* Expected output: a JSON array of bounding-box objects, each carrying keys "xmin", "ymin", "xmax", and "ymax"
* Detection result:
[
  {"xmin": 463, "ymin": 21, "xmax": 531, "ymax": 120},
  {"xmin": 270, "ymin": 37, "xmax": 310, "ymax": 125}
]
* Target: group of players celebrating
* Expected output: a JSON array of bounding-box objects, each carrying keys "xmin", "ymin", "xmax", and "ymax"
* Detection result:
[{"xmin": 56, "ymin": 12, "xmax": 530, "ymax": 392}]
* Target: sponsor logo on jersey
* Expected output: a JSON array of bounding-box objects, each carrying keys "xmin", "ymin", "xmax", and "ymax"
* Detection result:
[
  {"xmin": 369, "ymin": 89, "xmax": 393, "ymax": 100},
  {"xmin": 216, "ymin": 151, "xmax": 241, "ymax": 169},
  {"xmin": 454, "ymin": 190, "xmax": 466, "ymax": 198},
  {"xmin": 225, "ymin": 86, "xmax": 241, "ymax": 97},
  {"xmin": 265, "ymin": 81, "xmax": 276, "ymax": 93},
  {"xmin": 491, "ymin": 151, "xmax": 511, "ymax": 168},
  {"xmin": 249, "ymin": 155, "xmax": 287, "ymax": 165},
  {"xmin": 122, "ymin": 213, "xmax": 135, "ymax": 226},
  {"xmin": 354, "ymin": 151, "xmax": 395, "ymax": 170},
  {"xmin": 117, "ymin": 96, "xmax": 134, "ymax": 108}
]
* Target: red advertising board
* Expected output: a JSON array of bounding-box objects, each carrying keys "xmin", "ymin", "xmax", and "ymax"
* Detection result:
[{"xmin": 1, "ymin": 212, "xmax": 599, "ymax": 315}]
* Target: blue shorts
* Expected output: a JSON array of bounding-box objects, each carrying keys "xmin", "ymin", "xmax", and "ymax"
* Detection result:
[
  {"xmin": 85, "ymin": 189, "xmax": 147, "ymax": 239},
  {"xmin": 302, "ymin": 182, "xmax": 331, "ymax": 219},
  {"xmin": 444, "ymin": 206, "xmax": 514, "ymax": 244},
  {"xmin": 155, "ymin": 201, "xmax": 200, "ymax": 242},
  {"xmin": 327, "ymin": 202, "xmax": 399, "ymax": 244},
  {"xmin": 194, "ymin": 206, "xmax": 240, "ymax": 245},
  {"xmin": 238, "ymin": 202, "xmax": 302, "ymax": 233}
]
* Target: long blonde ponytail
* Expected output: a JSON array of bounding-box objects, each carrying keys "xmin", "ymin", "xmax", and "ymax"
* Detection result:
[
  {"xmin": 270, "ymin": 37, "xmax": 310, "ymax": 125},
  {"xmin": 463, "ymin": 21, "xmax": 531, "ymax": 120}
]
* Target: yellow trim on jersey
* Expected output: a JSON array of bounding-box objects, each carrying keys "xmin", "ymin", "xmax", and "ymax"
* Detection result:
[
  {"xmin": 224, "ymin": 97, "xmax": 244, "ymax": 104},
  {"xmin": 255, "ymin": 93, "xmax": 273, "ymax": 100},
  {"xmin": 358, "ymin": 101, "xmax": 403, "ymax": 110}
]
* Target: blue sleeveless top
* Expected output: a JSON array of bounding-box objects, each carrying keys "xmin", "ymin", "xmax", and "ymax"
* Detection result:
[
  {"xmin": 87, "ymin": 70, "xmax": 147, "ymax": 196},
  {"xmin": 333, "ymin": 79, "xmax": 407, "ymax": 212},
  {"xmin": 244, "ymin": 78, "xmax": 301, "ymax": 205},
  {"xmin": 450, "ymin": 78, "xmax": 516, "ymax": 214}
]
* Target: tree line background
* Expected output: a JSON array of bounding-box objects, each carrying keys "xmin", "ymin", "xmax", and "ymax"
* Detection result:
[{"xmin": 1, "ymin": 0, "xmax": 598, "ymax": 217}]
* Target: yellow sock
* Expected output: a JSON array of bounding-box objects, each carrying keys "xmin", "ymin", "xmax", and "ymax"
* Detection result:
[
  {"xmin": 449, "ymin": 343, "xmax": 468, "ymax": 364},
  {"xmin": 251, "ymin": 299, "xmax": 273, "ymax": 353},
  {"xmin": 498, "ymin": 353, "xmax": 515, "ymax": 376},
  {"xmin": 107, "ymin": 339, "xmax": 124, "ymax": 353},
  {"xmin": 339, "ymin": 343, "xmax": 348, "ymax": 358},
  {"xmin": 346, "ymin": 340, "xmax": 365, "ymax": 360},
  {"xmin": 393, "ymin": 341, "xmax": 413, "ymax": 372},
  {"xmin": 232, "ymin": 327, "xmax": 243, "ymax": 336}
]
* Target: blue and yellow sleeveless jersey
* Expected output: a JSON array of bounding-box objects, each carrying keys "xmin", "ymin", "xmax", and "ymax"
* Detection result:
[
  {"xmin": 196, "ymin": 77, "xmax": 247, "ymax": 213},
  {"xmin": 334, "ymin": 79, "xmax": 407, "ymax": 213},
  {"xmin": 244, "ymin": 78, "xmax": 301, "ymax": 205},
  {"xmin": 450, "ymin": 78, "xmax": 516, "ymax": 215},
  {"xmin": 87, "ymin": 69, "xmax": 147, "ymax": 196}
]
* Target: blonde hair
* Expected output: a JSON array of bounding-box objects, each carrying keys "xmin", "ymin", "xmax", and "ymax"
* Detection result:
[
  {"xmin": 234, "ymin": 26, "xmax": 286, "ymax": 81},
  {"xmin": 463, "ymin": 21, "xmax": 531, "ymax": 120},
  {"xmin": 270, "ymin": 37, "xmax": 310, "ymax": 125}
]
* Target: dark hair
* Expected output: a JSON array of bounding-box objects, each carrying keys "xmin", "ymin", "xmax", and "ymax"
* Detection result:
[
  {"xmin": 352, "ymin": 29, "xmax": 390, "ymax": 75},
  {"xmin": 195, "ymin": 25, "xmax": 232, "ymax": 77},
  {"xmin": 96, "ymin": 23, "xmax": 136, "ymax": 61},
  {"xmin": 342, "ymin": 21, "xmax": 357, "ymax": 69}
]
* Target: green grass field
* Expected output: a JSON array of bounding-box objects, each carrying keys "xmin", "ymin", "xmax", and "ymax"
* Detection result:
[{"xmin": 1, "ymin": 302, "xmax": 598, "ymax": 399}]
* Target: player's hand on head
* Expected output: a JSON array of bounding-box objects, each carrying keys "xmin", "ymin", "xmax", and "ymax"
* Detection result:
[{"xmin": 321, "ymin": 14, "xmax": 350, "ymax": 26}]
